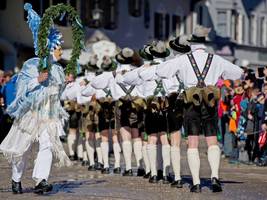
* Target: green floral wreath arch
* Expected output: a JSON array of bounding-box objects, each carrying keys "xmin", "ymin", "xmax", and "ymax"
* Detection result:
[{"xmin": 38, "ymin": 3, "xmax": 84, "ymax": 76}]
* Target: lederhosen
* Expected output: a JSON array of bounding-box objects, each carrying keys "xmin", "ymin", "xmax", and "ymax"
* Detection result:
[
  {"xmin": 166, "ymin": 74, "xmax": 184, "ymax": 133},
  {"xmin": 80, "ymin": 102, "xmax": 100, "ymax": 133},
  {"xmin": 145, "ymin": 79, "xmax": 168, "ymax": 135},
  {"xmin": 183, "ymin": 53, "xmax": 218, "ymax": 137},
  {"xmin": 117, "ymin": 82, "xmax": 139, "ymax": 129},
  {"xmin": 98, "ymin": 87, "xmax": 116, "ymax": 132},
  {"xmin": 64, "ymin": 100, "xmax": 81, "ymax": 129}
]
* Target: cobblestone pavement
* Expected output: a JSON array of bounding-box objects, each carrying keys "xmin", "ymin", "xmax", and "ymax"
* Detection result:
[{"xmin": 0, "ymin": 137, "xmax": 267, "ymax": 200}]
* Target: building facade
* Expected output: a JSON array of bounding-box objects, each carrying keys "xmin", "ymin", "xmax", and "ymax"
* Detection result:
[
  {"xmin": 193, "ymin": 0, "xmax": 267, "ymax": 67},
  {"xmin": 0, "ymin": 0, "xmax": 191, "ymax": 70},
  {"xmin": 0, "ymin": 0, "xmax": 267, "ymax": 70}
]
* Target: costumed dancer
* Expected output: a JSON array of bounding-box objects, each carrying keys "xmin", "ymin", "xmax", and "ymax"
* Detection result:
[
  {"xmin": 138, "ymin": 41, "xmax": 171, "ymax": 184},
  {"xmin": 167, "ymin": 35, "xmax": 191, "ymax": 188},
  {"xmin": 91, "ymin": 48, "xmax": 142, "ymax": 176},
  {"xmin": 0, "ymin": 3, "xmax": 71, "ymax": 194},
  {"xmin": 123, "ymin": 41, "xmax": 171, "ymax": 183},
  {"xmin": 114, "ymin": 48, "xmax": 145, "ymax": 176},
  {"xmin": 156, "ymin": 26, "xmax": 243, "ymax": 193},
  {"xmin": 60, "ymin": 74, "xmax": 81, "ymax": 161},
  {"xmin": 88, "ymin": 55, "xmax": 121, "ymax": 174}
]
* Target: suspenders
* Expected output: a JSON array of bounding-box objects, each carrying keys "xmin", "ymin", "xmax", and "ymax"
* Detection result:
[
  {"xmin": 117, "ymin": 83, "xmax": 135, "ymax": 98},
  {"xmin": 187, "ymin": 53, "xmax": 213, "ymax": 88},
  {"xmin": 175, "ymin": 73, "xmax": 185, "ymax": 93},
  {"xmin": 154, "ymin": 80, "xmax": 166, "ymax": 96},
  {"xmin": 103, "ymin": 88, "xmax": 112, "ymax": 98}
]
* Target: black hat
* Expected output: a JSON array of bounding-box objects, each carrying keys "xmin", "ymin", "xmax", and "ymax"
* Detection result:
[
  {"xmin": 139, "ymin": 45, "xmax": 154, "ymax": 60},
  {"xmin": 149, "ymin": 41, "xmax": 170, "ymax": 58},
  {"xmin": 115, "ymin": 48, "xmax": 135, "ymax": 64},
  {"xmin": 169, "ymin": 35, "xmax": 191, "ymax": 53},
  {"xmin": 187, "ymin": 25, "xmax": 211, "ymax": 43}
]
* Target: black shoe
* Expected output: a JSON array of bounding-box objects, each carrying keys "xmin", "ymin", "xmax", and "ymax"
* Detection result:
[
  {"xmin": 95, "ymin": 162, "xmax": 104, "ymax": 171},
  {"xmin": 162, "ymin": 176, "xmax": 171, "ymax": 184},
  {"xmin": 88, "ymin": 165, "xmax": 96, "ymax": 171},
  {"xmin": 12, "ymin": 180, "xmax": 23, "ymax": 194},
  {"xmin": 78, "ymin": 158, "xmax": 83, "ymax": 162},
  {"xmin": 170, "ymin": 180, "xmax": 183, "ymax": 188},
  {"xmin": 149, "ymin": 175, "xmax": 158, "ymax": 183},
  {"xmin": 34, "ymin": 179, "xmax": 53, "ymax": 194},
  {"xmin": 122, "ymin": 169, "xmax": 133, "ymax": 176},
  {"xmin": 69, "ymin": 155, "xmax": 75, "ymax": 161},
  {"xmin": 101, "ymin": 167, "xmax": 110, "ymax": 174},
  {"xmin": 157, "ymin": 170, "xmax": 163, "ymax": 180},
  {"xmin": 143, "ymin": 172, "xmax": 151, "ymax": 179},
  {"xmin": 211, "ymin": 177, "xmax": 222, "ymax": 192},
  {"xmin": 82, "ymin": 161, "xmax": 89, "ymax": 166},
  {"xmin": 113, "ymin": 167, "xmax": 121, "ymax": 174},
  {"xmin": 190, "ymin": 184, "xmax": 201, "ymax": 193},
  {"xmin": 137, "ymin": 168, "xmax": 145, "ymax": 176}
]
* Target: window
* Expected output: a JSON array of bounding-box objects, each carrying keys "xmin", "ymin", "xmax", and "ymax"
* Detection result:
[
  {"xmin": 82, "ymin": 0, "xmax": 118, "ymax": 29},
  {"xmin": 260, "ymin": 17, "xmax": 267, "ymax": 46},
  {"xmin": 0, "ymin": 0, "xmax": 7, "ymax": 10},
  {"xmin": 165, "ymin": 14, "xmax": 170, "ymax": 39},
  {"xmin": 103, "ymin": 0, "xmax": 118, "ymax": 30},
  {"xmin": 128, "ymin": 0, "xmax": 142, "ymax": 17},
  {"xmin": 249, "ymin": 14, "xmax": 256, "ymax": 45},
  {"xmin": 154, "ymin": 13, "xmax": 164, "ymax": 40},
  {"xmin": 217, "ymin": 10, "xmax": 227, "ymax": 37},
  {"xmin": 144, "ymin": 0, "xmax": 150, "ymax": 29},
  {"xmin": 242, "ymin": 15, "xmax": 246, "ymax": 43},
  {"xmin": 172, "ymin": 15, "xmax": 181, "ymax": 37},
  {"xmin": 197, "ymin": 5, "xmax": 203, "ymax": 25}
]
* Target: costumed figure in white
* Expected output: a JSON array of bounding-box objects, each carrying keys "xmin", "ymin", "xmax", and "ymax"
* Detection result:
[{"xmin": 0, "ymin": 3, "xmax": 71, "ymax": 194}]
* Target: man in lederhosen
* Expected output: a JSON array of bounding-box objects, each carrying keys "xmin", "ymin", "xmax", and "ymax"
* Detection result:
[{"xmin": 156, "ymin": 26, "xmax": 243, "ymax": 192}]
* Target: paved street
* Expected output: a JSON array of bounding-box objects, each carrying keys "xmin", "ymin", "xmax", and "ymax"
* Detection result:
[{"xmin": 0, "ymin": 137, "xmax": 267, "ymax": 200}]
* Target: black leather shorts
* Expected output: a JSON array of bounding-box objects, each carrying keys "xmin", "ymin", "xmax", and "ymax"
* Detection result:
[
  {"xmin": 183, "ymin": 103, "xmax": 218, "ymax": 137},
  {"xmin": 144, "ymin": 110, "xmax": 167, "ymax": 135}
]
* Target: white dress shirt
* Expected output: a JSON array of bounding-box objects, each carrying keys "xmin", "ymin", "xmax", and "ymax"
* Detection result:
[{"xmin": 156, "ymin": 44, "xmax": 243, "ymax": 88}]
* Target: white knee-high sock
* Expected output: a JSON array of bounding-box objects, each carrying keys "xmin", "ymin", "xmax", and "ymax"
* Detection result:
[
  {"xmin": 113, "ymin": 142, "xmax": 121, "ymax": 168},
  {"xmin": 122, "ymin": 141, "xmax": 132, "ymax": 170},
  {"xmin": 162, "ymin": 144, "xmax": 171, "ymax": 176},
  {"xmin": 83, "ymin": 151, "xmax": 88, "ymax": 161},
  {"xmin": 77, "ymin": 134, "xmax": 84, "ymax": 159},
  {"xmin": 133, "ymin": 139, "xmax": 143, "ymax": 168},
  {"xmin": 147, "ymin": 144, "xmax": 157, "ymax": 177},
  {"xmin": 67, "ymin": 134, "xmax": 76, "ymax": 156},
  {"xmin": 142, "ymin": 144, "xmax": 150, "ymax": 174},
  {"xmin": 171, "ymin": 146, "xmax": 181, "ymax": 181},
  {"xmin": 95, "ymin": 138, "xmax": 103, "ymax": 164},
  {"xmin": 86, "ymin": 140, "xmax": 95, "ymax": 166},
  {"xmin": 101, "ymin": 142, "xmax": 109, "ymax": 168},
  {"xmin": 82, "ymin": 138, "xmax": 88, "ymax": 161},
  {"xmin": 157, "ymin": 144, "xmax": 163, "ymax": 171},
  {"xmin": 208, "ymin": 145, "xmax": 221, "ymax": 179},
  {"xmin": 187, "ymin": 148, "xmax": 200, "ymax": 185}
]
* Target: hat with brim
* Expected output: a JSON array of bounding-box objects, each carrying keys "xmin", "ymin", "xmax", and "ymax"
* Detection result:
[
  {"xmin": 101, "ymin": 60, "xmax": 117, "ymax": 71},
  {"xmin": 115, "ymin": 53, "xmax": 133, "ymax": 64},
  {"xmin": 187, "ymin": 34, "xmax": 206, "ymax": 43},
  {"xmin": 149, "ymin": 46, "xmax": 170, "ymax": 58},
  {"xmin": 169, "ymin": 37, "xmax": 191, "ymax": 53},
  {"xmin": 139, "ymin": 45, "xmax": 154, "ymax": 60}
]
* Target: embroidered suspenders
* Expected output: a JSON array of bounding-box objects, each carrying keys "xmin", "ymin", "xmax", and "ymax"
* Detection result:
[
  {"xmin": 154, "ymin": 79, "xmax": 166, "ymax": 96},
  {"xmin": 117, "ymin": 83, "xmax": 135, "ymax": 98},
  {"xmin": 175, "ymin": 73, "xmax": 185, "ymax": 93},
  {"xmin": 103, "ymin": 88, "xmax": 112, "ymax": 98},
  {"xmin": 187, "ymin": 53, "xmax": 213, "ymax": 88}
]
